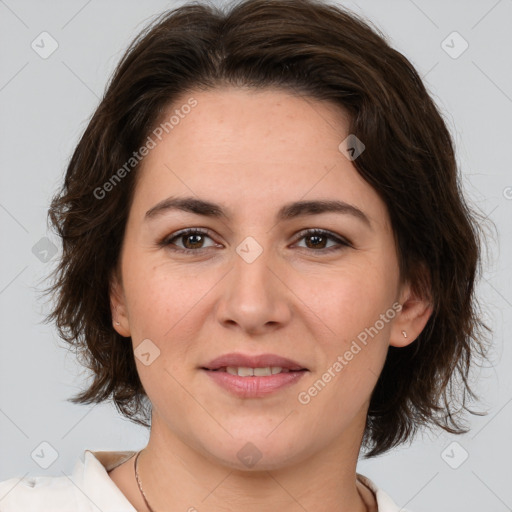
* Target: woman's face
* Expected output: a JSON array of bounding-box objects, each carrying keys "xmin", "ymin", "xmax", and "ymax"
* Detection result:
[{"xmin": 112, "ymin": 87, "xmax": 420, "ymax": 469}]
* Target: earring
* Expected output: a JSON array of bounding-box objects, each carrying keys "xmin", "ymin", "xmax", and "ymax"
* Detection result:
[
  {"xmin": 114, "ymin": 305, "xmax": 120, "ymax": 326},
  {"xmin": 401, "ymin": 330, "xmax": 407, "ymax": 338}
]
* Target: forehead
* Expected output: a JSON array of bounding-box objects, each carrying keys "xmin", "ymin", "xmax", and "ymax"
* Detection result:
[
  {"xmin": 130, "ymin": 87, "xmax": 389, "ymax": 229},
  {"xmin": 158, "ymin": 86, "xmax": 350, "ymax": 162}
]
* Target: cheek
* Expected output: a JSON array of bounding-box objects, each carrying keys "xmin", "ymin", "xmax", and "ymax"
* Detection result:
[
  {"xmin": 320, "ymin": 263, "xmax": 397, "ymax": 390},
  {"xmin": 122, "ymin": 256, "xmax": 219, "ymax": 339},
  {"xmin": 122, "ymin": 261, "xmax": 209, "ymax": 406},
  {"xmin": 299, "ymin": 258, "xmax": 398, "ymax": 338},
  {"xmin": 296, "ymin": 257, "xmax": 398, "ymax": 403}
]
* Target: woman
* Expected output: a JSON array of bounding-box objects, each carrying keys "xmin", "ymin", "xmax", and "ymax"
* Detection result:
[{"xmin": 0, "ymin": 0, "xmax": 489, "ymax": 510}]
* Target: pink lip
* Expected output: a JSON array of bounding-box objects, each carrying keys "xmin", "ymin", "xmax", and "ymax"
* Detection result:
[
  {"xmin": 202, "ymin": 353, "xmax": 307, "ymax": 371},
  {"xmin": 201, "ymin": 352, "xmax": 308, "ymax": 398},
  {"xmin": 202, "ymin": 369, "xmax": 307, "ymax": 398}
]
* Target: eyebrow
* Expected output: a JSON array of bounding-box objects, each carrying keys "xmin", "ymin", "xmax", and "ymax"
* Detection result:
[{"xmin": 145, "ymin": 196, "xmax": 372, "ymax": 228}]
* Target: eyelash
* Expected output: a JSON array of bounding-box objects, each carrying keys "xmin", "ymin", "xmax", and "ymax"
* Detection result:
[{"xmin": 160, "ymin": 228, "xmax": 351, "ymax": 254}]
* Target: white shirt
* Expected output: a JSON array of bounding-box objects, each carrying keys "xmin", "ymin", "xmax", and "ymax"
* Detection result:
[{"xmin": 0, "ymin": 450, "xmax": 410, "ymax": 511}]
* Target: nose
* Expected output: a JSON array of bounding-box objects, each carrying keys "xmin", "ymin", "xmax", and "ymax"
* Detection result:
[{"xmin": 215, "ymin": 242, "xmax": 292, "ymax": 336}]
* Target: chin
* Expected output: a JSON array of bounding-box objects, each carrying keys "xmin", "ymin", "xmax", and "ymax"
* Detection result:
[
  {"xmin": 197, "ymin": 429, "xmax": 309, "ymax": 472},
  {"xmin": 217, "ymin": 447, "xmax": 304, "ymax": 473}
]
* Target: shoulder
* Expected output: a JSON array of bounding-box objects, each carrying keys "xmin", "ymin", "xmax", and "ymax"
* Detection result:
[
  {"xmin": 0, "ymin": 474, "xmax": 80, "ymax": 511},
  {"xmin": 0, "ymin": 449, "xmax": 137, "ymax": 511},
  {"xmin": 357, "ymin": 473, "xmax": 415, "ymax": 512}
]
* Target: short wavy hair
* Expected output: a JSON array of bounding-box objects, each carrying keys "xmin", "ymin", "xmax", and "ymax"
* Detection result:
[{"xmin": 43, "ymin": 0, "xmax": 491, "ymax": 458}]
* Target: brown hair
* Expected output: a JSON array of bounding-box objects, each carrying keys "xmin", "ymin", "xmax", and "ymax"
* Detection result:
[{"xmin": 43, "ymin": 0, "xmax": 491, "ymax": 458}]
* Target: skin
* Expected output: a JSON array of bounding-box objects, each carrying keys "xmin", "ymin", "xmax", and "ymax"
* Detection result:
[{"xmin": 109, "ymin": 87, "xmax": 432, "ymax": 512}]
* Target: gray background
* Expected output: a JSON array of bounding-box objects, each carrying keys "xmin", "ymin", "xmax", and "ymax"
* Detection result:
[{"xmin": 0, "ymin": 0, "xmax": 511, "ymax": 510}]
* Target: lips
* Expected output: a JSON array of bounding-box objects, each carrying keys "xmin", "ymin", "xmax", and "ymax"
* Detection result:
[
  {"xmin": 201, "ymin": 352, "xmax": 308, "ymax": 398},
  {"xmin": 202, "ymin": 353, "xmax": 308, "ymax": 372}
]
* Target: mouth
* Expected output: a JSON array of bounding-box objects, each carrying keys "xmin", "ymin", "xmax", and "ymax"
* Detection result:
[
  {"xmin": 200, "ymin": 353, "xmax": 309, "ymax": 397},
  {"xmin": 203, "ymin": 366, "xmax": 307, "ymax": 377}
]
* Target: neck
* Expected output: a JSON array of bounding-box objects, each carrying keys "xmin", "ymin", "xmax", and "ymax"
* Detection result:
[{"xmin": 135, "ymin": 413, "xmax": 370, "ymax": 512}]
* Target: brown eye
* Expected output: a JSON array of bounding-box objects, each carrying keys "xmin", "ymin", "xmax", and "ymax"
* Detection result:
[
  {"xmin": 181, "ymin": 233, "xmax": 206, "ymax": 249},
  {"xmin": 304, "ymin": 233, "xmax": 328, "ymax": 249},
  {"xmin": 294, "ymin": 229, "xmax": 351, "ymax": 252},
  {"xmin": 162, "ymin": 228, "xmax": 218, "ymax": 252}
]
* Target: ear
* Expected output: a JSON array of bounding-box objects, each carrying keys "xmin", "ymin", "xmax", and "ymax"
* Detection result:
[
  {"xmin": 390, "ymin": 276, "xmax": 433, "ymax": 348},
  {"xmin": 109, "ymin": 266, "xmax": 131, "ymax": 338}
]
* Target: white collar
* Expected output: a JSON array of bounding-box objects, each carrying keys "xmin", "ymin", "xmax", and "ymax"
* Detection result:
[
  {"xmin": 80, "ymin": 450, "xmax": 403, "ymax": 511},
  {"xmin": 77, "ymin": 450, "xmax": 137, "ymax": 511}
]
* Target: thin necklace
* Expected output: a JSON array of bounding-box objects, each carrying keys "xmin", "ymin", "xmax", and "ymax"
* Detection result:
[
  {"xmin": 134, "ymin": 450, "xmax": 157, "ymax": 512},
  {"xmin": 134, "ymin": 449, "xmax": 370, "ymax": 512}
]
